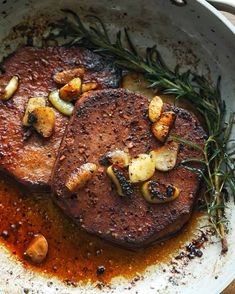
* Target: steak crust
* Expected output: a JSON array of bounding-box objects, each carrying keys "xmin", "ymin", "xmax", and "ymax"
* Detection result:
[
  {"xmin": 52, "ymin": 89, "xmax": 206, "ymax": 249},
  {"xmin": 0, "ymin": 46, "xmax": 120, "ymax": 188}
]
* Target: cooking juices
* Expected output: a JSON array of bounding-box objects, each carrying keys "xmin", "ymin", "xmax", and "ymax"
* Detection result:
[{"xmin": 0, "ymin": 174, "xmax": 203, "ymax": 284}]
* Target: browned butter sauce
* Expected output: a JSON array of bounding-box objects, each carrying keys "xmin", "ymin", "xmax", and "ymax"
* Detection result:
[
  {"xmin": 0, "ymin": 175, "xmax": 203, "ymax": 284},
  {"xmin": 0, "ymin": 74, "xmax": 204, "ymax": 285}
]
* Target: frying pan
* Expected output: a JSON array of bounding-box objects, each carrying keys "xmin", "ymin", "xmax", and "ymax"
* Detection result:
[{"xmin": 0, "ymin": 0, "xmax": 234, "ymax": 293}]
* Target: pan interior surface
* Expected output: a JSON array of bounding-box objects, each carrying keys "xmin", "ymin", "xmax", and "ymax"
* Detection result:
[{"xmin": 0, "ymin": 0, "xmax": 234, "ymax": 293}]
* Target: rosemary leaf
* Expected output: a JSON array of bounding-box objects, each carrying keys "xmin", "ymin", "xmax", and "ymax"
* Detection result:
[{"xmin": 170, "ymin": 136, "xmax": 203, "ymax": 152}]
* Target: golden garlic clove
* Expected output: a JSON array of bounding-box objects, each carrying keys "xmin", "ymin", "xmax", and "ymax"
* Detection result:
[
  {"xmin": 107, "ymin": 164, "xmax": 133, "ymax": 197},
  {"xmin": 82, "ymin": 82, "xmax": 98, "ymax": 93},
  {"xmin": 24, "ymin": 234, "xmax": 48, "ymax": 265},
  {"xmin": 48, "ymin": 89, "xmax": 74, "ymax": 116},
  {"xmin": 142, "ymin": 180, "xmax": 180, "ymax": 204},
  {"xmin": 106, "ymin": 149, "xmax": 130, "ymax": 168},
  {"xmin": 59, "ymin": 77, "xmax": 82, "ymax": 101},
  {"xmin": 129, "ymin": 154, "xmax": 155, "ymax": 183},
  {"xmin": 53, "ymin": 67, "xmax": 85, "ymax": 84},
  {"xmin": 22, "ymin": 97, "xmax": 46, "ymax": 126},
  {"xmin": 65, "ymin": 163, "xmax": 97, "ymax": 192},
  {"xmin": 148, "ymin": 95, "xmax": 163, "ymax": 122},
  {"xmin": 152, "ymin": 111, "xmax": 176, "ymax": 142},
  {"xmin": 0, "ymin": 75, "xmax": 19, "ymax": 101},
  {"xmin": 29, "ymin": 106, "xmax": 56, "ymax": 138},
  {"xmin": 150, "ymin": 141, "xmax": 179, "ymax": 171}
]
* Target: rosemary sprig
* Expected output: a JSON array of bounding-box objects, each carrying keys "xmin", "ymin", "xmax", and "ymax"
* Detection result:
[{"xmin": 52, "ymin": 10, "xmax": 235, "ymax": 252}]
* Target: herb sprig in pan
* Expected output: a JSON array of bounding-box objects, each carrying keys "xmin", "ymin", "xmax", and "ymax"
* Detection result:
[{"xmin": 53, "ymin": 10, "xmax": 235, "ymax": 252}]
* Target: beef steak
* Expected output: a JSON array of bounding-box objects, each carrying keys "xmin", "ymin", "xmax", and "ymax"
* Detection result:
[
  {"xmin": 0, "ymin": 46, "xmax": 120, "ymax": 188},
  {"xmin": 52, "ymin": 89, "xmax": 206, "ymax": 249}
]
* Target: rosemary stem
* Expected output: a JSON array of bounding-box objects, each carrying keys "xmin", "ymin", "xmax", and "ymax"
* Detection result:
[{"xmin": 214, "ymin": 160, "xmax": 228, "ymax": 253}]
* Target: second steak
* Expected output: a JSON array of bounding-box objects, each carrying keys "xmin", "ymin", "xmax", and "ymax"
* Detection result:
[{"xmin": 0, "ymin": 46, "xmax": 120, "ymax": 188}]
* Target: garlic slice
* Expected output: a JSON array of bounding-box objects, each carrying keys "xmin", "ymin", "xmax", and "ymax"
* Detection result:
[
  {"xmin": 129, "ymin": 154, "xmax": 155, "ymax": 183},
  {"xmin": 0, "ymin": 75, "xmax": 19, "ymax": 101},
  {"xmin": 59, "ymin": 77, "xmax": 82, "ymax": 101},
  {"xmin": 53, "ymin": 67, "xmax": 85, "ymax": 84},
  {"xmin": 23, "ymin": 97, "xmax": 46, "ymax": 126},
  {"xmin": 142, "ymin": 180, "xmax": 180, "ymax": 204},
  {"xmin": 82, "ymin": 82, "xmax": 98, "ymax": 93},
  {"xmin": 148, "ymin": 95, "xmax": 163, "ymax": 122},
  {"xmin": 24, "ymin": 234, "xmax": 48, "ymax": 265},
  {"xmin": 107, "ymin": 164, "xmax": 133, "ymax": 197},
  {"xmin": 152, "ymin": 111, "xmax": 176, "ymax": 142},
  {"xmin": 65, "ymin": 163, "xmax": 97, "ymax": 192},
  {"xmin": 49, "ymin": 89, "xmax": 74, "ymax": 116},
  {"xmin": 30, "ymin": 106, "xmax": 56, "ymax": 138},
  {"xmin": 106, "ymin": 149, "xmax": 130, "ymax": 168},
  {"xmin": 150, "ymin": 141, "xmax": 179, "ymax": 171}
]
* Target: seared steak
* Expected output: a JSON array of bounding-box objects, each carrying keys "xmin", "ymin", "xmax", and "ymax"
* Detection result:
[
  {"xmin": 0, "ymin": 46, "xmax": 120, "ymax": 188},
  {"xmin": 52, "ymin": 89, "xmax": 206, "ymax": 249}
]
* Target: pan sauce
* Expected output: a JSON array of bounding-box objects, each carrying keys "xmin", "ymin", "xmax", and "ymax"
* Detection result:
[{"xmin": 0, "ymin": 175, "xmax": 203, "ymax": 284}]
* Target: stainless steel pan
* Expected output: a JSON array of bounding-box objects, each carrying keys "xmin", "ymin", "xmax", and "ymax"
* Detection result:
[{"xmin": 0, "ymin": 1, "xmax": 234, "ymax": 293}]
